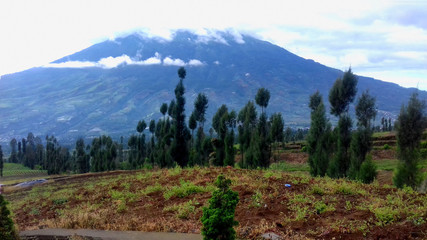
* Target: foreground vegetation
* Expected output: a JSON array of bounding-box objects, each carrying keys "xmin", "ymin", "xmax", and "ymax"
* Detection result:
[{"xmin": 4, "ymin": 167, "xmax": 427, "ymax": 239}]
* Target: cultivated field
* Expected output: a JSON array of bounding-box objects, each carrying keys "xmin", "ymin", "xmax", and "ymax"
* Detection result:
[{"xmin": 4, "ymin": 165, "xmax": 427, "ymax": 239}]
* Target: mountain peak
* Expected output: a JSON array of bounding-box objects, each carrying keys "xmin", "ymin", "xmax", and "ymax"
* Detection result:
[{"xmin": 0, "ymin": 29, "xmax": 424, "ymax": 143}]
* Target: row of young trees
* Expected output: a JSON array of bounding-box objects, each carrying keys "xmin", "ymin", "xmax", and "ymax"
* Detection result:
[
  {"xmin": 123, "ymin": 68, "xmax": 286, "ymax": 169},
  {"xmin": 307, "ymin": 68, "xmax": 425, "ymax": 188},
  {"xmin": 4, "ymin": 134, "xmax": 72, "ymax": 175}
]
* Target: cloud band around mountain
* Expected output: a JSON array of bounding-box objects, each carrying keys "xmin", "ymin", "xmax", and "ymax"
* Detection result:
[{"xmin": 43, "ymin": 53, "xmax": 205, "ymax": 69}]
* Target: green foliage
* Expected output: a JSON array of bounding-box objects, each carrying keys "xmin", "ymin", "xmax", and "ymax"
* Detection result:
[
  {"xmin": 255, "ymin": 88, "xmax": 270, "ymax": 114},
  {"xmin": 201, "ymin": 175, "xmax": 239, "ymax": 240},
  {"xmin": 358, "ymin": 156, "xmax": 377, "ymax": 184},
  {"xmin": 349, "ymin": 91, "xmax": 376, "ymax": 180},
  {"xmin": 328, "ymin": 114, "xmax": 352, "ymax": 178},
  {"xmin": 307, "ymin": 92, "xmax": 331, "ymax": 177},
  {"xmin": 0, "ymin": 195, "xmax": 19, "ymax": 240},
  {"xmin": 0, "ymin": 145, "xmax": 3, "ymax": 177},
  {"xmin": 164, "ymin": 199, "xmax": 198, "ymax": 219},
  {"xmin": 374, "ymin": 206, "xmax": 399, "ymax": 226},
  {"xmin": 383, "ymin": 144, "xmax": 391, "ymax": 150},
  {"xmin": 160, "ymin": 103, "xmax": 168, "ymax": 116},
  {"xmin": 224, "ymin": 130, "xmax": 235, "ymax": 167},
  {"xmin": 329, "ymin": 68, "xmax": 358, "ymax": 116},
  {"xmin": 394, "ymin": 92, "xmax": 426, "ymax": 189},
  {"xmin": 171, "ymin": 68, "xmax": 190, "ymax": 167},
  {"xmin": 164, "ymin": 179, "xmax": 212, "ymax": 200},
  {"xmin": 314, "ymin": 201, "xmax": 327, "ymax": 214},
  {"xmin": 75, "ymin": 138, "xmax": 89, "ymax": 174},
  {"xmin": 194, "ymin": 93, "xmax": 209, "ymax": 125}
]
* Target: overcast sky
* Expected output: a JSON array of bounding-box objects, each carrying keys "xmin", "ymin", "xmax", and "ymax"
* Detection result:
[{"xmin": 1, "ymin": 0, "xmax": 426, "ymax": 90}]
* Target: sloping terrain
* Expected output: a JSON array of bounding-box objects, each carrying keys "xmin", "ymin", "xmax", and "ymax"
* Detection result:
[
  {"xmin": 5, "ymin": 167, "xmax": 427, "ymax": 239},
  {"xmin": 1, "ymin": 30, "xmax": 425, "ymax": 143}
]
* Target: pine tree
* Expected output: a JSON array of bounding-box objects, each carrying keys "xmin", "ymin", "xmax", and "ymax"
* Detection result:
[
  {"xmin": 170, "ymin": 67, "xmax": 190, "ymax": 167},
  {"xmin": 212, "ymin": 105, "xmax": 229, "ymax": 166},
  {"xmin": 255, "ymin": 88, "xmax": 270, "ymax": 114},
  {"xmin": 0, "ymin": 145, "xmax": 3, "ymax": 178},
  {"xmin": 270, "ymin": 113, "xmax": 284, "ymax": 160},
  {"xmin": 328, "ymin": 68, "xmax": 358, "ymax": 178},
  {"xmin": 237, "ymin": 101, "xmax": 257, "ymax": 167},
  {"xmin": 349, "ymin": 90, "xmax": 377, "ymax": 181},
  {"xmin": 189, "ymin": 112, "xmax": 197, "ymax": 146},
  {"xmin": 394, "ymin": 92, "xmax": 426, "ymax": 189},
  {"xmin": 307, "ymin": 91, "xmax": 332, "ymax": 176},
  {"xmin": 0, "ymin": 195, "xmax": 19, "ymax": 240},
  {"xmin": 201, "ymin": 175, "xmax": 239, "ymax": 240},
  {"xmin": 224, "ymin": 130, "xmax": 235, "ymax": 166},
  {"xmin": 9, "ymin": 139, "xmax": 17, "ymax": 163},
  {"xmin": 76, "ymin": 138, "xmax": 89, "ymax": 173}
]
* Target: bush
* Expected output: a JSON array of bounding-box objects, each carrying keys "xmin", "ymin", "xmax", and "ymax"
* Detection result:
[
  {"xmin": 383, "ymin": 144, "xmax": 391, "ymax": 150},
  {"xmin": 358, "ymin": 156, "xmax": 377, "ymax": 184},
  {"xmin": 0, "ymin": 195, "xmax": 19, "ymax": 240},
  {"xmin": 201, "ymin": 175, "xmax": 239, "ymax": 240}
]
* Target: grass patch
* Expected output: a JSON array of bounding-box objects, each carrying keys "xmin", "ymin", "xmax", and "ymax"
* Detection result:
[
  {"xmin": 141, "ymin": 183, "xmax": 164, "ymax": 195},
  {"xmin": 163, "ymin": 199, "xmax": 199, "ymax": 219},
  {"xmin": 163, "ymin": 179, "xmax": 214, "ymax": 200}
]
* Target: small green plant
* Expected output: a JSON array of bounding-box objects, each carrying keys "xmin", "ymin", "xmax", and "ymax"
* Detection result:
[
  {"xmin": 373, "ymin": 206, "xmax": 399, "ymax": 226},
  {"xmin": 314, "ymin": 201, "xmax": 327, "ymax": 214},
  {"xmin": 310, "ymin": 186, "xmax": 324, "ymax": 196},
  {"xmin": 163, "ymin": 200, "xmax": 198, "ymax": 219},
  {"xmin": 168, "ymin": 166, "xmax": 182, "ymax": 176},
  {"xmin": 201, "ymin": 175, "xmax": 239, "ymax": 240},
  {"xmin": 345, "ymin": 201, "xmax": 352, "ymax": 211},
  {"xmin": 177, "ymin": 200, "xmax": 197, "ymax": 219},
  {"xmin": 383, "ymin": 144, "xmax": 391, "ymax": 150},
  {"xmin": 30, "ymin": 207, "xmax": 40, "ymax": 216},
  {"xmin": 0, "ymin": 195, "xmax": 19, "ymax": 240},
  {"xmin": 141, "ymin": 183, "xmax": 163, "ymax": 195},
  {"xmin": 164, "ymin": 179, "xmax": 212, "ymax": 200},
  {"xmin": 358, "ymin": 156, "xmax": 377, "ymax": 184},
  {"xmin": 52, "ymin": 198, "xmax": 68, "ymax": 206},
  {"xmin": 251, "ymin": 191, "xmax": 263, "ymax": 208}
]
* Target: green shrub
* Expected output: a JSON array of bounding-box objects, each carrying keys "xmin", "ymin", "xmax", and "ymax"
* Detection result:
[
  {"xmin": 310, "ymin": 186, "xmax": 324, "ymax": 196},
  {"xmin": 374, "ymin": 206, "xmax": 399, "ymax": 226},
  {"xmin": 314, "ymin": 201, "xmax": 327, "ymax": 214},
  {"xmin": 358, "ymin": 156, "xmax": 377, "ymax": 184},
  {"xmin": 201, "ymin": 175, "xmax": 239, "ymax": 240},
  {"xmin": 383, "ymin": 144, "xmax": 391, "ymax": 150},
  {"xmin": 301, "ymin": 146, "xmax": 307, "ymax": 153},
  {"xmin": 0, "ymin": 195, "xmax": 19, "ymax": 240}
]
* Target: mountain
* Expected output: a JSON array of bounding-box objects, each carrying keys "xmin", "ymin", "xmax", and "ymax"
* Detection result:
[{"xmin": 0, "ymin": 30, "xmax": 425, "ymax": 144}]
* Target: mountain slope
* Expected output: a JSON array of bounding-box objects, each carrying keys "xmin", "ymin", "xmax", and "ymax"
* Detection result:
[{"xmin": 0, "ymin": 30, "xmax": 424, "ymax": 143}]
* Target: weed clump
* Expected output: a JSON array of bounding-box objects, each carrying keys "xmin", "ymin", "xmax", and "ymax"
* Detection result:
[{"xmin": 201, "ymin": 175, "xmax": 239, "ymax": 240}]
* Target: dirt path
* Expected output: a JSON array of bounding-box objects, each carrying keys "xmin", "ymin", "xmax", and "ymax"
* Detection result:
[{"xmin": 20, "ymin": 229, "xmax": 202, "ymax": 240}]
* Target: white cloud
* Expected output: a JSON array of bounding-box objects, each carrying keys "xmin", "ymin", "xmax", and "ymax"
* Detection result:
[
  {"xmin": 98, "ymin": 55, "xmax": 133, "ymax": 68},
  {"xmin": 213, "ymin": 61, "xmax": 220, "ymax": 65},
  {"xmin": 135, "ymin": 52, "xmax": 162, "ymax": 65},
  {"xmin": 188, "ymin": 59, "xmax": 204, "ymax": 66},
  {"xmin": 43, "ymin": 53, "xmax": 163, "ymax": 69},
  {"xmin": 163, "ymin": 57, "xmax": 186, "ymax": 66},
  {"xmin": 43, "ymin": 52, "xmax": 204, "ymax": 69}
]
